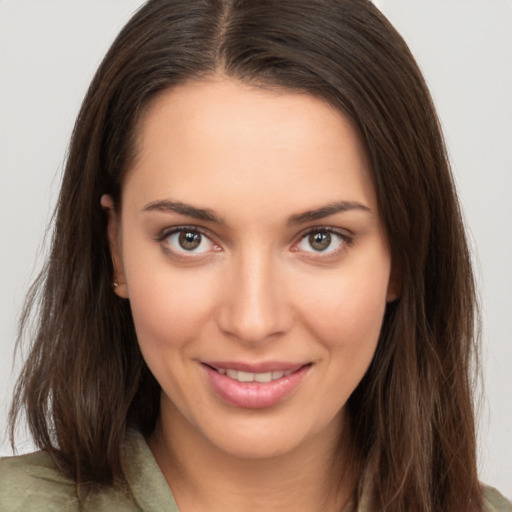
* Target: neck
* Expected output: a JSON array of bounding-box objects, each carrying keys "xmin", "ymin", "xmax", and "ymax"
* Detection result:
[{"xmin": 148, "ymin": 402, "xmax": 357, "ymax": 512}]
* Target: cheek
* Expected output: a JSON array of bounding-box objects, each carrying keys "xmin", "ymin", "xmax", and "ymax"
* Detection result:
[
  {"xmin": 123, "ymin": 249, "xmax": 218, "ymax": 351},
  {"xmin": 296, "ymin": 254, "xmax": 390, "ymax": 353},
  {"xmin": 124, "ymin": 260, "xmax": 221, "ymax": 405}
]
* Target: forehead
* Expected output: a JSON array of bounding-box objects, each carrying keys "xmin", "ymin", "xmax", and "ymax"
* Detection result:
[{"xmin": 123, "ymin": 77, "xmax": 377, "ymax": 221}]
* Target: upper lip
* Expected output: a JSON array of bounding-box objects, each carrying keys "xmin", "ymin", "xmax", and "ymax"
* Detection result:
[{"xmin": 202, "ymin": 361, "xmax": 309, "ymax": 373}]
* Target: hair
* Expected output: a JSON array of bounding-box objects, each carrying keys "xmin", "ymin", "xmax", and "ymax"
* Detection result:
[{"xmin": 9, "ymin": 1, "xmax": 482, "ymax": 510}]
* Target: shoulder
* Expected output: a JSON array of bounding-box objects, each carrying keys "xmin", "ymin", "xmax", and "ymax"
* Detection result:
[
  {"xmin": 0, "ymin": 451, "xmax": 139, "ymax": 512},
  {"xmin": 0, "ymin": 451, "xmax": 79, "ymax": 511},
  {"xmin": 482, "ymin": 485, "xmax": 512, "ymax": 512}
]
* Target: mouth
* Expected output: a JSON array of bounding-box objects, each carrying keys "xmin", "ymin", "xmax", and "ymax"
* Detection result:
[
  {"xmin": 202, "ymin": 362, "xmax": 310, "ymax": 383},
  {"xmin": 201, "ymin": 362, "xmax": 312, "ymax": 409}
]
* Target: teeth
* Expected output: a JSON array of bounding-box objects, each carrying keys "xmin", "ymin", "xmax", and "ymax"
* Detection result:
[
  {"xmin": 254, "ymin": 372, "xmax": 272, "ymax": 383},
  {"xmin": 237, "ymin": 371, "xmax": 254, "ymax": 382},
  {"xmin": 226, "ymin": 369, "xmax": 238, "ymax": 379},
  {"xmin": 219, "ymin": 368, "xmax": 294, "ymax": 383}
]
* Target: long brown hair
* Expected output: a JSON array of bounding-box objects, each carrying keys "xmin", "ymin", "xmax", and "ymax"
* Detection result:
[{"xmin": 10, "ymin": 1, "xmax": 482, "ymax": 510}]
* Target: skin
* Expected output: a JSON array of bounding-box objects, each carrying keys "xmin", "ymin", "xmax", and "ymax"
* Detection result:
[{"xmin": 103, "ymin": 77, "xmax": 398, "ymax": 512}]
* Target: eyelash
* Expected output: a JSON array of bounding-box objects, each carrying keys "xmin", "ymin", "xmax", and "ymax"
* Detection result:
[
  {"xmin": 293, "ymin": 227, "xmax": 354, "ymax": 257},
  {"xmin": 157, "ymin": 226, "xmax": 219, "ymax": 258},
  {"xmin": 156, "ymin": 226, "xmax": 354, "ymax": 259}
]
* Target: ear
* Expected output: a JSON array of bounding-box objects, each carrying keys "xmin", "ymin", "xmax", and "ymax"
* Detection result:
[
  {"xmin": 386, "ymin": 262, "xmax": 401, "ymax": 303},
  {"xmin": 101, "ymin": 194, "xmax": 129, "ymax": 299}
]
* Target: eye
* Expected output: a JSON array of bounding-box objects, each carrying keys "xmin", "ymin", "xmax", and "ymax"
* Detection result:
[
  {"xmin": 296, "ymin": 229, "xmax": 349, "ymax": 254},
  {"xmin": 163, "ymin": 228, "xmax": 216, "ymax": 254}
]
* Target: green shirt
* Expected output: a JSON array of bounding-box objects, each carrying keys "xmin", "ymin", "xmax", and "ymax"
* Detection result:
[{"xmin": 1, "ymin": 430, "xmax": 510, "ymax": 511}]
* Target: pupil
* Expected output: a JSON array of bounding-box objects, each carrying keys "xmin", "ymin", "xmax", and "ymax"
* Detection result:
[
  {"xmin": 309, "ymin": 231, "xmax": 331, "ymax": 251},
  {"xmin": 179, "ymin": 231, "xmax": 201, "ymax": 250}
]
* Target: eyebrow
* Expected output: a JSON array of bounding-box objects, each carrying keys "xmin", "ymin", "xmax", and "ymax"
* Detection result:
[
  {"xmin": 142, "ymin": 198, "xmax": 371, "ymax": 226},
  {"xmin": 286, "ymin": 201, "xmax": 372, "ymax": 225},
  {"xmin": 142, "ymin": 199, "xmax": 225, "ymax": 225}
]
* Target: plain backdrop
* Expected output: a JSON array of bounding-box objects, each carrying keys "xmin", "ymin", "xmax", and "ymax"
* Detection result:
[{"xmin": 1, "ymin": 0, "xmax": 511, "ymax": 498}]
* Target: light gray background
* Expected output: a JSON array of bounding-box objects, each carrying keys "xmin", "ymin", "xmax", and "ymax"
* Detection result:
[{"xmin": 1, "ymin": 0, "xmax": 511, "ymax": 498}]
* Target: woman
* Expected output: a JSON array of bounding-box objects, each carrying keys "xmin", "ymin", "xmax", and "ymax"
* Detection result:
[{"xmin": 1, "ymin": 0, "xmax": 510, "ymax": 511}]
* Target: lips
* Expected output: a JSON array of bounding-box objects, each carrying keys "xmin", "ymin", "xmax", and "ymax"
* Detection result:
[{"xmin": 202, "ymin": 361, "xmax": 311, "ymax": 409}]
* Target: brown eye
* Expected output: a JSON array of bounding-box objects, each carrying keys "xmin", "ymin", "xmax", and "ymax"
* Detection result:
[
  {"xmin": 296, "ymin": 229, "xmax": 346, "ymax": 255},
  {"xmin": 308, "ymin": 231, "xmax": 332, "ymax": 251},
  {"xmin": 164, "ymin": 229, "xmax": 214, "ymax": 254},
  {"xmin": 179, "ymin": 231, "xmax": 202, "ymax": 250}
]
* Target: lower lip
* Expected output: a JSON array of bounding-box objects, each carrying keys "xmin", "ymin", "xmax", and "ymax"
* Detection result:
[{"xmin": 203, "ymin": 364, "xmax": 311, "ymax": 409}]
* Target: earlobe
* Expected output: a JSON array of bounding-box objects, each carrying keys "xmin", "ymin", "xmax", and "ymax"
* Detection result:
[
  {"xmin": 386, "ymin": 263, "xmax": 401, "ymax": 303},
  {"xmin": 386, "ymin": 289, "xmax": 399, "ymax": 303},
  {"xmin": 101, "ymin": 194, "xmax": 129, "ymax": 299}
]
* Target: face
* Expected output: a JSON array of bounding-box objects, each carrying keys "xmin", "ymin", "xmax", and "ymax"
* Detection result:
[{"xmin": 105, "ymin": 78, "xmax": 397, "ymax": 460}]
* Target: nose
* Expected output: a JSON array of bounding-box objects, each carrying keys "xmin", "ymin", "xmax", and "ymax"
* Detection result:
[{"xmin": 216, "ymin": 250, "xmax": 292, "ymax": 345}]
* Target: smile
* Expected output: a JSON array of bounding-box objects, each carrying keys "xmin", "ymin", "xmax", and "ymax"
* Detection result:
[
  {"xmin": 202, "ymin": 362, "xmax": 312, "ymax": 409},
  {"xmin": 215, "ymin": 368, "xmax": 295, "ymax": 383}
]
